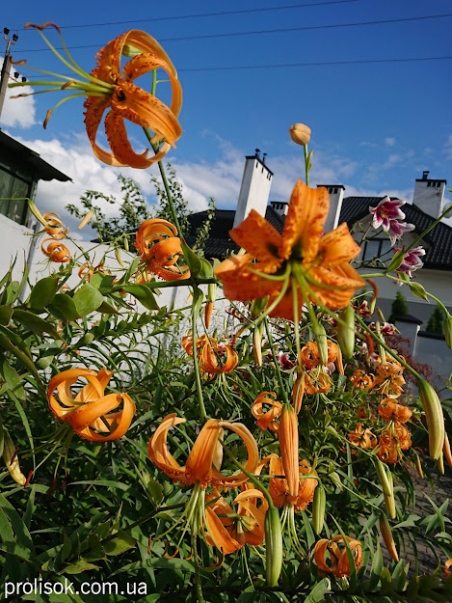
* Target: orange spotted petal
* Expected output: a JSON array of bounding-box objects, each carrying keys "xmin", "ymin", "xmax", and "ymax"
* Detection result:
[
  {"xmin": 210, "ymin": 421, "xmax": 259, "ymax": 488},
  {"xmin": 135, "ymin": 218, "xmax": 178, "ymax": 258},
  {"xmin": 41, "ymin": 239, "xmax": 71, "ymax": 263},
  {"xmin": 74, "ymin": 393, "xmax": 136, "ymax": 442},
  {"xmin": 317, "ymin": 222, "xmax": 362, "ymax": 267},
  {"xmin": 279, "ymin": 180, "xmax": 329, "ymax": 264},
  {"xmin": 215, "ymin": 254, "xmax": 282, "ymax": 302},
  {"xmin": 229, "ymin": 209, "xmax": 283, "ymax": 272},
  {"xmin": 307, "ymin": 263, "xmax": 365, "ymax": 309},
  {"xmin": 251, "ymin": 392, "xmax": 283, "ymax": 432},
  {"xmin": 205, "ymin": 505, "xmax": 241, "ymax": 555},
  {"xmin": 110, "ymin": 81, "xmax": 182, "ymax": 146},
  {"xmin": 147, "ymin": 414, "xmax": 187, "ymax": 483}
]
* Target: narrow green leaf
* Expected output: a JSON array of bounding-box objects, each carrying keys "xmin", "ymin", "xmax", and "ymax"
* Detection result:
[{"xmin": 13, "ymin": 309, "xmax": 61, "ymax": 339}]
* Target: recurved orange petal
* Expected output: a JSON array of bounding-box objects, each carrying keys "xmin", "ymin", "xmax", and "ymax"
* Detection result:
[
  {"xmin": 147, "ymin": 414, "xmax": 187, "ymax": 483},
  {"xmin": 205, "ymin": 505, "xmax": 241, "ymax": 555}
]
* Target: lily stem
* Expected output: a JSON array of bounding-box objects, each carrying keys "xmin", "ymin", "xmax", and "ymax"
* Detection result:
[{"xmin": 264, "ymin": 317, "xmax": 289, "ymax": 405}]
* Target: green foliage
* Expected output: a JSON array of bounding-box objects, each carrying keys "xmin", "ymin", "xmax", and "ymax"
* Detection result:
[
  {"xmin": 151, "ymin": 163, "xmax": 191, "ymax": 238},
  {"xmin": 426, "ymin": 305, "xmax": 446, "ymax": 334},
  {"xmin": 388, "ymin": 291, "xmax": 409, "ymax": 323},
  {"xmin": 66, "ymin": 174, "xmax": 152, "ymax": 247},
  {"xmin": 192, "ymin": 196, "xmax": 216, "ymax": 256}
]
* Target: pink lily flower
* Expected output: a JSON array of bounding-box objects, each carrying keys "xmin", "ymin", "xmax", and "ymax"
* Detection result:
[
  {"xmin": 369, "ymin": 197, "xmax": 406, "ymax": 230},
  {"xmin": 386, "ymin": 220, "xmax": 415, "ymax": 245},
  {"xmin": 393, "ymin": 246, "xmax": 425, "ymax": 277}
]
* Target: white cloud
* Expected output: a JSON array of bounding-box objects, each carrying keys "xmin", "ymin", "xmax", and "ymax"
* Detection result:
[
  {"xmin": 445, "ymin": 134, "xmax": 452, "ymax": 160},
  {"xmin": 385, "ymin": 137, "xmax": 396, "ymax": 147},
  {"xmin": 0, "ymin": 57, "xmax": 36, "ymax": 128}
]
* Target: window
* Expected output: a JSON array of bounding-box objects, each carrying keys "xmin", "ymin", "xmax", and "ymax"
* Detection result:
[
  {"xmin": 361, "ymin": 239, "xmax": 393, "ymax": 263},
  {"xmin": 0, "ymin": 168, "xmax": 30, "ymax": 225}
]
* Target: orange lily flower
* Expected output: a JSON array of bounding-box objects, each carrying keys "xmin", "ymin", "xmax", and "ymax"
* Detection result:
[
  {"xmin": 41, "ymin": 239, "xmax": 71, "ymax": 263},
  {"xmin": 376, "ymin": 423, "xmax": 411, "ymax": 464},
  {"xmin": 445, "ymin": 558, "xmax": 452, "ymax": 578},
  {"xmin": 378, "ymin": 399, "xmax": 412, "ymax": 423},
  {"xmin": 182, "ymin": 334, "xmax": 238, "ymax": 375},
  {"xmin": 313, "ymin": 535, "xmax": 363, "ymax": 578},
  {"xmin": 47, "ymin": 368, "xmax": 136, "ymax": 442},
  {"xmin": 135, "ymin": 219, "xmax": 190, "ymax": 281},
  {"xmin": 251, "ymin": 392, "xmax": 283, "ymax": 432},
  {"xmin": 215, "ymin": 179, "xmax": 365, "ymax": 320},
  {"xmin": 348, "ymin": 423, "xmax": 377, "ymax": 450},
  {"xmin": 84, "ymin": 30, "xmax": 182, "ymax": 168},
  {"xmin": 205, "ymin": 488, "xmax": 268, "ymax": 553},
  {"xmin": 302, "ymin": 367, "xmax": 332, "ymax": 395},
  {"xmin": 42, "ymin": 211, "xmax": 69, "ymax": 240},
  {"xmin": 268, "ymin": 454, "xmax": 318, "ymax": 511},
  {"xmin": 300, "ymin": 340, "xmax": 338, "ymax": 369},
  {"xmin": 148, "ymin": 414, "xmax": 259, "ymax": 488},
  {"xmin": 350, "ymin": 369, "xmax": 375, "ymax": 390},
  {"xmin": 22, "ymin": 24, "xmax": 182, "ymax": 168}
]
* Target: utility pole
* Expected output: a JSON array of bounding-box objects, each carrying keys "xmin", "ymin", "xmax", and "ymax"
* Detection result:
[{"xmin": 0, "ymin": 28, "xmax": 19, "ymax": 121}]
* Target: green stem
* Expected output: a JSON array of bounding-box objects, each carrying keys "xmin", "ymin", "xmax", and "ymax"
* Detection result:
[
  {"xmin": 355, "ymin": 314, "xmax": 423, "ymax": 381},
  {"xmin": 303, "ymin": 143, "xmax": 310, "ymax": 185},
  {"xmin": 220, "ymin": 442, "xmax": 275, "ymax": 509},
  {"xmin": 264, "ymin": 317, "xmax": 289, "ymax": 404},
  {"xmin": 191, "ymin": 296, "xmax": 208, "ymax": 422}
]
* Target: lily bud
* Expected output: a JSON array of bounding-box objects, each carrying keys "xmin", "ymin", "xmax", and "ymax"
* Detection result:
[
  {"xmin": 289, "ymin": 123, "xmax": 311, "ymax": 146},
  {"xmin": 337, "ymin": 305, "xmax": 355, "ymax": 360},
  {"xmin": 313, "ymin": 324, "xmax": 328, "ymax": 366},
  {"xmin": 443, "ymin": 433, "xmax": 452, "ymax": 467},
  {"xmin": 379, "ymin": 513, "xmax": 399, "ymax": 562},
  {"xmin": 265, "ymin": 506, "xmax": 283, "ymax": 587},
  {"xmin": 312, "ymin": 484, "xmax": 326, "ymax": 535},
  {"xmin": 442, "ymin": 313, "xmax": 452, "ymax": 348},
  {"xmin": 2, "ymin": 431, "xmax": 26, "ymax": 486},
  {"xmin": 253, "ymin": 323, "xmax": 264, "ymax": 366},
  {"xmin": 279, "ymin": 403, "xmax": 299, "ymax": 498},
  {"xmin": 375, "ymin": 457, "xmax": 396, "ymax": 518},
  {"xmin": 418, "ymin": 379, "xmax": 445, "ymax": 461}
]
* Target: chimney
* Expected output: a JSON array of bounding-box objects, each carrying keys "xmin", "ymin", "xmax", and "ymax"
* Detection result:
[
  {"xmin": 233, "ymin": 149, "xmax": 273, "ymax": 228},
  {"xmin": 413, "ymin": 171, "xmax": 447, "ymax": 219},
  {"xmin": 270, "ymin": 201, "xmax": 288, "ymax": 216},
  {"xmin": 317, "ymin": 185, "xmax": 345, "ymax": 232}
]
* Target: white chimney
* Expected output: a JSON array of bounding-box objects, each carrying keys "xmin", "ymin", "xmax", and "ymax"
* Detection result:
[
  {"xmin": 412, "ymin": 171, "xmax": 447, "ymax": 219},
  {"xmin": 233, "ymin": 150, "xmax": 273, "ymax": 228},
  {"xmin": 317, "ymin": 184, "xmax": 345, "ymax": 232}
]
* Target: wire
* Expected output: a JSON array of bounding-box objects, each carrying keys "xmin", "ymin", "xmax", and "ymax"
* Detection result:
[
  {"xmin": 178, "ymin": 55, "xmax": 452, "ymax": 72},
  {"xmin": 22, "ymin": 54, "xmax": 452, "ymax": 78},
  {"xmin": 11, "ymin": 0, "xmax": 360, "ymax": 31},
  {"xmin": 15, "ymin": 13, "xmax": 452, "ymax": 54}
]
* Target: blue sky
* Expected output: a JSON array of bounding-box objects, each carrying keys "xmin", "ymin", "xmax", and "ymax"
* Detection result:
[{"xmin": 1, "ymin": 0, "xmax": 451, "ymax": 238}]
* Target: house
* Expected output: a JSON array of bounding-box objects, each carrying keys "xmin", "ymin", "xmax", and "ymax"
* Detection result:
[{"xmin": 0, "ymin": 129, "xmax": 71, "ymax": 278}]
